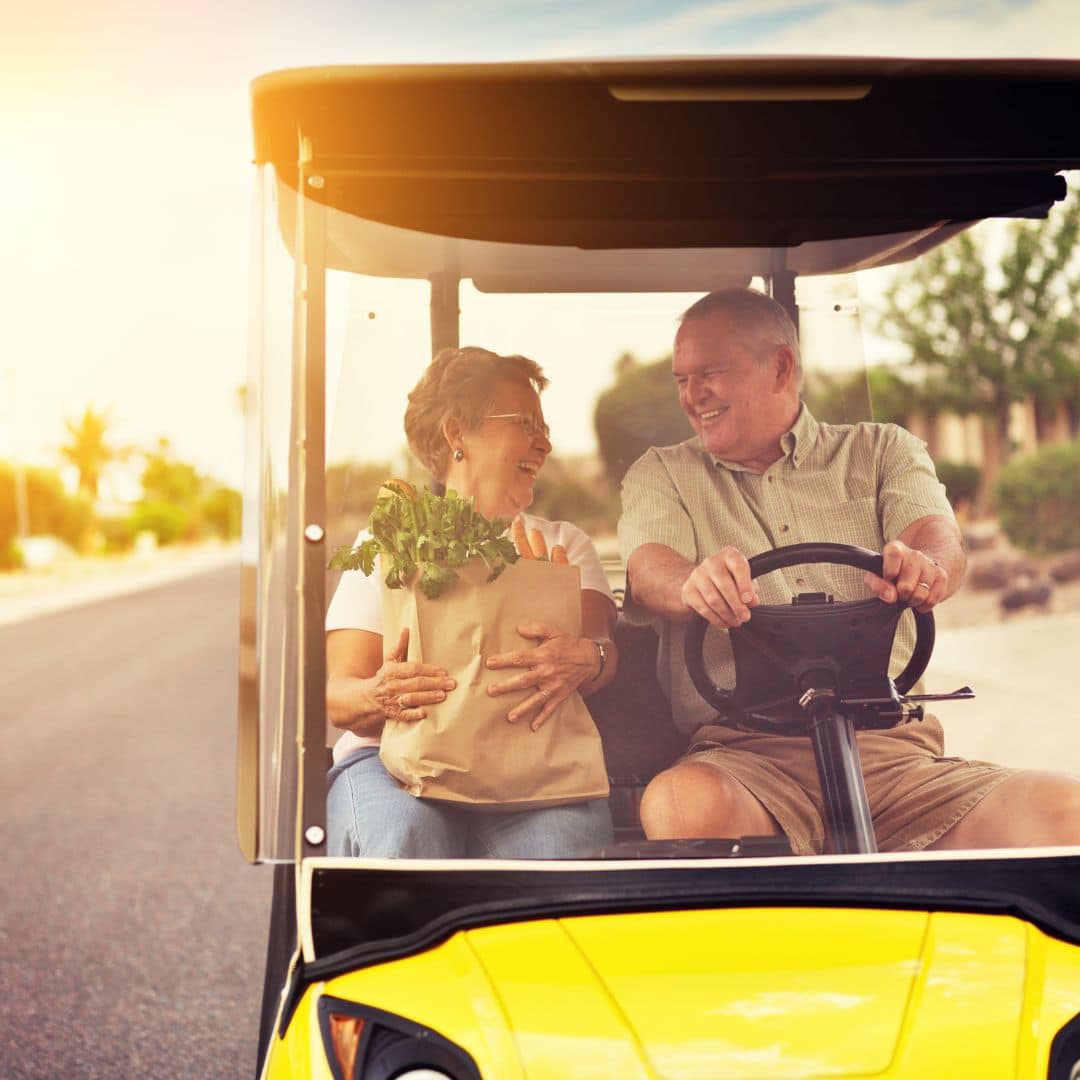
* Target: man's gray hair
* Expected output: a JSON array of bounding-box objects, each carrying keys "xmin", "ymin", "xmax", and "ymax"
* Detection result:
[{"xmin": 679, "ymin": 287, "xmax": 802, "ymax": 377}]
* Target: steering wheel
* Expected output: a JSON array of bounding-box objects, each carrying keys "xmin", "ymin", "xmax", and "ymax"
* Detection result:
[{"xmin": 684, "ymin": 542, "xmax": 935, "ymax": 718}]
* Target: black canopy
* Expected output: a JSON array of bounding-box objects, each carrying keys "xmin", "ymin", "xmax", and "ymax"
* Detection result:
[{"xmin": 252, "ymin": 57, "xmax": 1080, "ymax": 249}]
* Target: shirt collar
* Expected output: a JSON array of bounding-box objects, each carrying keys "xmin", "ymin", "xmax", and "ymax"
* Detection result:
[
  {"xmin": 780, "ymin": 402, "xmax": 819, "ymax": 469},
  {"xmin": 707, "ymin": 401, "xmax": 818, "ymax": 473}
]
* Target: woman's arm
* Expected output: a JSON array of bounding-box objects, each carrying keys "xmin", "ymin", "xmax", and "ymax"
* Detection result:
[
  {"xmin": 579, "ymin": 588, "xmax": 619, "ymax": 697},
  {"xmin": 327, "ymin": 628, "xmax": 455, "ymax": 736}
]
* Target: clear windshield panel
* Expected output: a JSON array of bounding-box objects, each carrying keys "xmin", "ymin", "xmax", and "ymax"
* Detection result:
[
  {"xmin": 240, "ymin": 164, "xmax": 300, "ymax": 863},
  {"xmin": 306, "ymin": 176, "xmax": 1080, "ymax": 864}
]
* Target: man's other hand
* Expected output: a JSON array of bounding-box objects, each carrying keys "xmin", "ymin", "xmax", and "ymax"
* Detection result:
[{"xmin": 865, "ymin": 539, "xmax": 947, "ymax": 613}]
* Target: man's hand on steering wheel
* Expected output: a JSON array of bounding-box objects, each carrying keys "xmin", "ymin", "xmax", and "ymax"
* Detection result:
[
  {"xmin": 864, "ymin": 539, "xmax": 947, "ymax": 614},
  {"xmin": 680, "ymin": 546, "xmax": 761, "ymax": 629}
]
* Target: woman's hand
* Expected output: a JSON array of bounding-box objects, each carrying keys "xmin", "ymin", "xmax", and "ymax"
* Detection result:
[
  {"xmin": 369, "ymin": 628, "xmax": 457, "ymax": 725},
  {"xmin": 485, "ymin": 622, "xmax": 602, "ymax": 731}
]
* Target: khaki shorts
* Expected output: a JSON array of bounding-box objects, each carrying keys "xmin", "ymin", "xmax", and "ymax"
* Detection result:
[{"xmin": 686, "ymin": 715, "xmax": 1017, "ymax": 855}]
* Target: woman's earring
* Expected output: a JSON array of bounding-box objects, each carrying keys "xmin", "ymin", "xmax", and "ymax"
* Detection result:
[{"xmin": 453, "ymin": 448, "xmax": 464, "ymax": 462}]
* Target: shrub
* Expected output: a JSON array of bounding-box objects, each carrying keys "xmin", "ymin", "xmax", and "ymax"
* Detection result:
[
  {"xmin": 130, "ymin": 501, "xmax": 190, "ymax": 546},
  {"xmin": 201, "ymin": 485, "xmax": 242, "ymax": 540},
  {"xmin": 0, "ymin": 541, "xmax": 23, "ymax": 571},
  {"xmin": 994, "ymin": 441, "xmax": 1080, "ymax": 554},
  {"xmin": 98, "ymin": 515, "xmax": 137, "ymax": 553},
  {"xmin": 934, "ymin": 461, "xmax": 981, "ymax": 510},
  {"xmin": 0, "ymin": 462, "xmax": 94, "ymax": 550}
]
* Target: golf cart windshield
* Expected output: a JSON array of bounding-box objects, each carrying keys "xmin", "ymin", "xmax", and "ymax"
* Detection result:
[{"xmin": 240, "ymin": 60, "xmax": 1080, "ymax": 866}]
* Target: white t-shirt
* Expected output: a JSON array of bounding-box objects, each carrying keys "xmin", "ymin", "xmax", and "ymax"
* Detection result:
[{"xmin": 326, "ymin": 511, "xmax": 615, "ymax": 763}]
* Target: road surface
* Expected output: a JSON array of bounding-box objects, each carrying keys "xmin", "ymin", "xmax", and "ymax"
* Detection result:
[{"xmin": 0, "ymin": 564, "xmax": 271, "ymax": 1079}]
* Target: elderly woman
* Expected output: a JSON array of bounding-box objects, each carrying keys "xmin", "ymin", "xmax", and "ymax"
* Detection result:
[{"xmin": 325, "ymin": 346, "xmax": 619, "ymax": 858}]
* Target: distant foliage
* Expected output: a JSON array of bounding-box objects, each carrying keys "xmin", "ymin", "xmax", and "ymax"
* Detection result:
[
  {"xmin": 141, "ymin": 451, "xmax": 203, "ymax": 506},
  {"xmin": 934, "ymin": 461, "xmax": 982, "ymax": 510},
  {"xmin": 994, "ymin": 441, "xmax": 1080, "ymax": 553},
  {"xmin": 98, "ymin": 515, "xmax": 137, "ymax": 553},
  {"xmin": 880, "ymin": 182, "xmax": 1080, "ymax": 456},
  {"xmin": 326, "ymin": 461, "xmax": 395, "ymax": 521},
  {"xmin": 802, "ymin": 366, "xmax": 921, "ymax": 427},
  {"xmin": 201, "ymin": 485, "xmax": 243, "ymax": 540},
  {"xmin": 0, "ymin": 541, "xmax": 23, "ymax": 570},
  {"xmin": 130, "ymin": 501, "xmax": 191, "ymax": 546},
  {"xmin": 59, "ymin": 407, "xmax": 126, "ymax": 498},
  {"xmin": 594, "ymin": 354, "xmax": 693, "ymax": 486},
  {"xmin": 0, "ymin": 462, "xmax": 93, "ymax": 553},
  {"xmin": 530, "ymin": 455, "xmax": 618, "ymax": 536},
  {"xmin": 134, "ymin": 442, "xmax": 242, "ymax": 544}
]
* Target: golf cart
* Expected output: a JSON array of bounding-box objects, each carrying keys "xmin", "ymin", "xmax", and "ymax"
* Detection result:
[{"xmin": 240, "ymin": 58, "xmax": 1080, "ymax": 1078}]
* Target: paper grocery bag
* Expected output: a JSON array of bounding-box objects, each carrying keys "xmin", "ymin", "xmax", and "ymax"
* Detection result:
[{"xmin": 378, "ymin": 557, "xmax": 610, "ymax": 810}]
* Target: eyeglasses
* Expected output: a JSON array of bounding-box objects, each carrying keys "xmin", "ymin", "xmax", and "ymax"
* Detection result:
[{"xmin": 486, "ymin": 413, "xmax": 551, "ymax": 441}]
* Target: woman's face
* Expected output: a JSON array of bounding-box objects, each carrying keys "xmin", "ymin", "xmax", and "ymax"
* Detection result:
[{"xmin": 446, "ymin": 378, "xmax": 552, "ymax": 520}]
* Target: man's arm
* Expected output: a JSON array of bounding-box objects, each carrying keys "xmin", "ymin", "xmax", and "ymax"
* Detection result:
[
  {"xmin": 864, "ymin": 513, "xmax": 965, "ymax": 613},
  {"xmin": 627, "ymin": 542, "xmax": 759, "ymax": 629}
]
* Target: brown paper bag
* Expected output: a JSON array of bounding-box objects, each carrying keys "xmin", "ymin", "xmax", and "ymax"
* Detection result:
[{"xmin": 378, "ymin": 556, "xmax": 610, "ymax": 810}]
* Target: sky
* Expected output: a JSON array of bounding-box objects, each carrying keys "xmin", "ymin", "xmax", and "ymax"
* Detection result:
[{"xmin": 3, "ymin": 0, "xmax": 1080, "ymax": 491}]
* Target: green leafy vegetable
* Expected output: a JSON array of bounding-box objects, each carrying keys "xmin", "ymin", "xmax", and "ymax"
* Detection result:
[{"xmin": 328, "ymin": 480, "xmax": 519, "ymax": 599}]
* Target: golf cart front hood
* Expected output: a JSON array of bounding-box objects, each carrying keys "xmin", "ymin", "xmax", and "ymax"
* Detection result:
[{"xmin": 291, "ymin": 857, "xmax": 1080, "ymax": 1077}]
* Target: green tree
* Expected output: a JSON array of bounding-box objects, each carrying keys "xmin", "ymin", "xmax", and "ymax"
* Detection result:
[
  {"xmin": 0, "ymin": 462, "xmax": 93, "ymax": 552},
  {"xmin": 133, "ymin": 440, "xmax": 242, "ymax": 545},
  {"xmin": 59, "ymin": 407, "xmax": 124, "ymax": 498},
  {"xmin": 530, "ymin": 455, "xmax": 618, "ymax": 536},
  {"xmin": 802, "ymin": 365, "xmax": 922, "ymax": 427},
  {"xmin": 594, "ymin": 352, "xmax": 693, "ymax": 486},
  {"xmin": 141, "ymin": 439, "xmax": 204, "ymax": 506},
  {"xmin": 880, "ymin": 183, "xmax": 1080, "ymax": 456}
]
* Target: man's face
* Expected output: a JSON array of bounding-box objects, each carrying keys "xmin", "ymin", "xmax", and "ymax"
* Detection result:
[{"xmin": 672, "ymin": 310, "xmax": 795, "ymax": 469}]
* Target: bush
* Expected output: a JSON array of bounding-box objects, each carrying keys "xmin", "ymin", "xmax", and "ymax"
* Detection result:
[
  {"xmin": 130, "ymin": 501, "xmax": 190, "ymax": 546},
  {"xmin": 0, "ymin": 541, "xmax": 23, "ymax": 571},
  {"xmin": 530, "ymin": 456, "xmax": 618, "ymax": 536},
  {"xmin": 98, "ymin": 515, "xmax": 137, "ymax": 553},
  {"xmin": 994, "ymin": 441, "xmax": 1080, "ymax": 554},
  {"xmin": 0, "ymin": 462, "xmax": 93, "ymax": 550},
  {"xmin": 201, "ymin": 485, "xmax": 242, "ymax": 540},
  {"xmin": 934, "ymin": 460, "xmax": 981, "ymax": 510}
]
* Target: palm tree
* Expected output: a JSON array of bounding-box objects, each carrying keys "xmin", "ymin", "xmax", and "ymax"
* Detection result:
[{"xmin": 59, "ymin": 407, "xmax": 122, "ymax": 499}]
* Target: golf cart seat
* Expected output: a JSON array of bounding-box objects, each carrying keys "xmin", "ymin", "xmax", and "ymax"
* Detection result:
[{"xmin": 588, "ymin": 619, "xmax": 685, "ymax": 841}]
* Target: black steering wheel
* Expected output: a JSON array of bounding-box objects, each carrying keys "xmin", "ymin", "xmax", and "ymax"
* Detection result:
[{"xmin": 684, "ymin": 542, "xmax": 935, "ymax": 720}]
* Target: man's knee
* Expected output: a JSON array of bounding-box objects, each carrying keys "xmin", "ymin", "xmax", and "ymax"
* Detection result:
[
  {"xmin": 937, "ymin": 772, "xmax": 1080, "ymax": 849},
  {"xmin": 640, "ymin": 762, "xmax": 773, "ymax": 840},
  {"xmin": 1024, "ymin": 773, "xmax": 1080, "ymax": 845}
]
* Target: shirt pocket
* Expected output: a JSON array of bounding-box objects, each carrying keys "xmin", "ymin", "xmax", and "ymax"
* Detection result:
[{"xmin": 819, "ymin": 495, "xmax": 882, "ymax": 551}]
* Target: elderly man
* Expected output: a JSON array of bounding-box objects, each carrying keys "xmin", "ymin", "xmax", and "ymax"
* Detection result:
[{"xmin": 618, "ymin": 286, "xmax": 1080, "ymax": 854}]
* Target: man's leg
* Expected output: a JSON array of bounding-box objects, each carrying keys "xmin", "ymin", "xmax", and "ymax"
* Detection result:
[
  {"xmin": 928, "ymin": 771, "xmax": 1080, "ymax": 850},
  {"xmin": 640, "ymin": 761, "xmax": 781, "ymax": 841}
]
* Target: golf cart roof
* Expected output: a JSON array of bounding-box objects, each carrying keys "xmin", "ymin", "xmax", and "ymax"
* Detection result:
[{"xmin": 251, "ymin": 56, "xmax": 1080, "ymax": 269}]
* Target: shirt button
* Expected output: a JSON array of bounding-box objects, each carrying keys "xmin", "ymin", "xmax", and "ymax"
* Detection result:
[
  {"xmin": 796, "ymin": 577, "xmax": 806, "ymax": 586},
  {"xmin": 780, "ymin": 524, "xmax": 789, "ymax": 533},
  {"xmin": 767, "ymin": 476, "xmax": 774, "ymax": 483}
]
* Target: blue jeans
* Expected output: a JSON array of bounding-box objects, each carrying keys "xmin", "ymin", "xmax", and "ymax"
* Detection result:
[{"xmin": 327, "ymin": 747, "xmax": 614, "ymax": 859}]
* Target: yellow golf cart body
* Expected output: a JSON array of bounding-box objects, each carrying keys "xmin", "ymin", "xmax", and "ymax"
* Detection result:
[{"xmin": 240, "ymin": 58, "xmax": 1080, "ymax": 1078}]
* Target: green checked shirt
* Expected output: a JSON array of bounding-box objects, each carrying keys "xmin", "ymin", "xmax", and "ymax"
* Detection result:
[{"xmin": 617, "ymin": 404, "xmax": 955, "ymax": 734}]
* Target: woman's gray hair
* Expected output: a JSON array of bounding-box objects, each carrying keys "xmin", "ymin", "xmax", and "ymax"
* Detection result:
[
  {"xmin": 680, "ymin": 287, "xmax": 802, "ymax": 376},
  {"xmin": 404, "ymin": 346, "xmax": 548, "ymax": 481}
]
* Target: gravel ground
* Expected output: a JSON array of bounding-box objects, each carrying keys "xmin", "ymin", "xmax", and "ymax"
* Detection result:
[{"xmin": 935, "ymin": 546, "xmax": 1080, "ymax": 631}]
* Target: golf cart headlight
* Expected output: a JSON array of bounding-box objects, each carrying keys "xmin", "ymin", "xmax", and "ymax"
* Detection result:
[
  {"xmin": 318, "ymin": 996, "xmax": 480, "ymax": 1080},
  {"xmin": 1049, "ymin": 1011, "xmax": 1080, "ymax": 1080}
]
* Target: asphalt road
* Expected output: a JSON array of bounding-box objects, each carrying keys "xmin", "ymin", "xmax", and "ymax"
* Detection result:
[{"xmin": 0, "ymin": 564, "xmax": 271, "ymax": 1079}]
